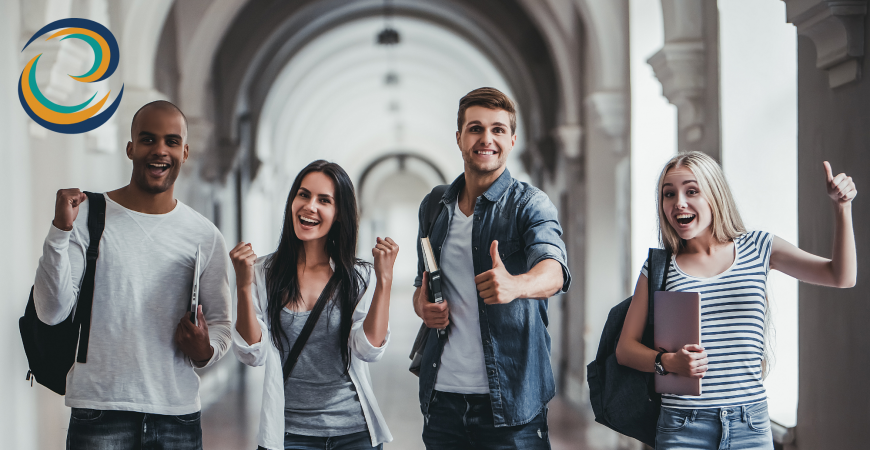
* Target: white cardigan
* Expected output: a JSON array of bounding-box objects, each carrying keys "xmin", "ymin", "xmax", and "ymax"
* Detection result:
[{"xmin": 232, "ymin": 256, "xmax": 393, "ymax": 449}]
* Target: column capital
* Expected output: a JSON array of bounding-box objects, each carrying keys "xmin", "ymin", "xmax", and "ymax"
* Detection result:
[
  {"xmin": 586, "ymin": 92, "xmax": 627, "ymax": 155},
  {"xmin": 553, "ymin": 123, "xmax": 583, "ymax": 159},
  {"xmin": 784, "ymin": 0, "xmax": 868, "ymax": 88},
  {"xmin": 648, "ymin": 41, "xmax": 706, "ymax": 145}
]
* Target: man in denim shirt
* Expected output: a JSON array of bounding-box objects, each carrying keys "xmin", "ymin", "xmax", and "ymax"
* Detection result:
[{"xmin": 413, "ymin": 88, "xmax": 571, "ymax": 449}]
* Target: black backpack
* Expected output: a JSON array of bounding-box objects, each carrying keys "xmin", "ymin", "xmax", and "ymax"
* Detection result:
[
  {"xmin": 586, "ymin": 248, "xmax": 671, "ymax": 448},
  {"xmin": 19, "ymin": 191, "xmax": 106, "ymax": 395}
]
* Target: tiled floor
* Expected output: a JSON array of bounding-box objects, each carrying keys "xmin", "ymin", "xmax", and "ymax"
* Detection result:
[{"xmin": 202, "ymin": 286, "xmax": 635, "ymax": 449}]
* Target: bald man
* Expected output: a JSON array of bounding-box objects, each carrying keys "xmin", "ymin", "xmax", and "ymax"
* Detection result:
[{"xmin": 33, "ymin": 101, "xmax": 231, "ymax": 450}]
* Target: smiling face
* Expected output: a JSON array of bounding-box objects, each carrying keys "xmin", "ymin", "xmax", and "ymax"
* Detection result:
[
  {"xmin": 126, "ymin": 105, "xmax": 188, "ymax": 194},
  {"xmin": 456, "ymin": 106, "xmax": 517, "ymax": 176},
  {"xmin": 661, "ymin": 165, "xmax": 714, "ymax": 241},
  {"xmin": 291, "ymin": 171, "xmax": 337, "ymax": 244}
]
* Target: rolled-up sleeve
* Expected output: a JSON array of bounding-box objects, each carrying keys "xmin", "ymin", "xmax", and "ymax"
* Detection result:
[
  {"xmin": 350, "ymin": 267, "xmax": 390, "ymax": 363},
  {"xmin": 519, "ymin": 190, "xmax": 572, "ymax": 292},
  {"xmin": 232, "ymin": 260, "xmax": 271, "ymax": 367}
]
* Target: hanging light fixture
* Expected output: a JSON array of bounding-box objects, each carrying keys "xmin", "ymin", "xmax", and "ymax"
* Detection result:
[{"xmin": 376, "ymin": 0, "xmax": 400, "ymax": 45}]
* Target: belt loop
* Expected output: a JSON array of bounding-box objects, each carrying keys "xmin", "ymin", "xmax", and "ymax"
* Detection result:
[
  {"xmin": 741, "ymin": 405, "xmax": 748, "ymax": 422},
  {"xmin": 690, "ymin": 409, "xmax": 698, "ymax": 422}
]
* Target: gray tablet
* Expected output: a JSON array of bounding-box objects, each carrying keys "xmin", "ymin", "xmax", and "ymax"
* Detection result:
[{"xmin": 654, "ymin": 290, "xmax": 702, "ymax": 396}]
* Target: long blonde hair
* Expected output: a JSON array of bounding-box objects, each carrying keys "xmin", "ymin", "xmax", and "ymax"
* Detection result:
[
  {"xmin": 655, "ymin": 151, "xmax": 773, "ymax": 378},
  {"xmin": 656, "ymin": 151, "xmax": 746, "ymax": 254}
]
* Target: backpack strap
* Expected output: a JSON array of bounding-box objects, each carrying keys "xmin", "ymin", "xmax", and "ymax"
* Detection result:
[
  {"xmin": 424, "ymin": 185, "xmax": 449, "ymax": 238},
  {"xmin": 74, "ymin": 192, "xmax": 106, "ymax": 363},
  {"xmin": 645, "ymin": 248, "xmax": 671, "ymax": 327},
  {"xmin": 643, "ymin": 248, "xmax": 671, "ymax": 401}
]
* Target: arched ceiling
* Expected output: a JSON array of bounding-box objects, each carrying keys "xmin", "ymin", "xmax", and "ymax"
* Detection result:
[
  {"xmin": 208, "ymin": 0, "xmax": 562, "ymax": 182},
  {"xmin": 257, "ymin": 15, "xmax": 527, "ymax": 192}
]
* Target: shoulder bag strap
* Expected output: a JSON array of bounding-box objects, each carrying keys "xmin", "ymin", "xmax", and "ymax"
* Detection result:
[
  {"xmin": 644, "ymin": 247, "xmax": 671, "ymax": 401},
  {"xmin": 282, "ymin": 276, "xmax": 336, "ymax": 382},
  {"xmin": 424, "ymin": 185, "xmax": 449, "ymax": 238},
  {"xmin": 74, "ymin": 192, "xmax": 106, "ymax": 363}
]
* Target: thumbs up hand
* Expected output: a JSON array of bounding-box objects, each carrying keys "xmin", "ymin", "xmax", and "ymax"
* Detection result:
[
  {"xmin": 823, "ymin": 161, "xmax": 857, "ymax": 205},
  {"xmin": 475, "ymin": 240, "xmax": 520, "ymax": 305}
]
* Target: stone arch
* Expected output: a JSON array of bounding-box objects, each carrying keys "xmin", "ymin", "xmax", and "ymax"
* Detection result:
[{"xmin": 205, "ymin": 0, "xmax": 565, "ymax": 183}]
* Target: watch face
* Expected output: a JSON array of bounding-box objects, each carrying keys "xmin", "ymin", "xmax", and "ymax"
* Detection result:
[{"xmin": 655, "ymin": 362, "xmax": 665, "ymax": 375}]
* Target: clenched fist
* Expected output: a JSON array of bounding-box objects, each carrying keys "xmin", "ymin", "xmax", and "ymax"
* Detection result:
[
  {"xmin": 372, "ymin": 237, "xmax": 399, "ymax": 284},
  {"xmin": 53, "ymin": 188, "xmax": 88, "ymax": 231},
  {"xmin": 229, "ymin": 242, "xmax": 257, "ymax": 288}
]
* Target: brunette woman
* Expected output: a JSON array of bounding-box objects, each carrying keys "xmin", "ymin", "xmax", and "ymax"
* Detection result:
[{"xmin": 231, "ymin": 160, "xmax": 397, "ymax": 450}]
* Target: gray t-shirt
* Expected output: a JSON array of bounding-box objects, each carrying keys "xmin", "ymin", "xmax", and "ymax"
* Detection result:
[{"xmin": 280, "ymin": 300, "xmax": 367, "ymax": 436}]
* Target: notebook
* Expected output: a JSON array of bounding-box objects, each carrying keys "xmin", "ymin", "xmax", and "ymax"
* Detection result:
[{"xmin": 654, "ymin": 290, "xmax": 702, "ymax": 396}]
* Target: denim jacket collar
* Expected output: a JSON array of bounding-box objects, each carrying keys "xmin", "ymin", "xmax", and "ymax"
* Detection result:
[{"xmin": 442, "ymin": 167, "xmax": 513, "ymax": 205}]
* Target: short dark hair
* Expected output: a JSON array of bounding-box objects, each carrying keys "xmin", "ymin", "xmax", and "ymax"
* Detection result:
[
  {"xmin": 130, "ymin": 100, "xmax": 188, "ymax": 139},
  {"xmin": 457, "ymin": 87, "xmax": 517, "ymax": 135}
]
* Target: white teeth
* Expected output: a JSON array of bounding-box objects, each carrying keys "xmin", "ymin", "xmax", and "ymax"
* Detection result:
[
  {"xmin": 299, "ymin": 216, "xmax": 319, "ymax": 225},
  {"xmin": 477, "ymin": 151, "xmax": 494, "ymax": 155},
  {"xmin": 676, "ymin": 214, "xmax": 695, "ymax": 219}
]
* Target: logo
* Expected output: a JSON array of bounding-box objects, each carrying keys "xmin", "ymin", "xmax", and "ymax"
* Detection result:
[{"xmin": 19, "ymin": 18, "xmax": 124, "ymax": 134}]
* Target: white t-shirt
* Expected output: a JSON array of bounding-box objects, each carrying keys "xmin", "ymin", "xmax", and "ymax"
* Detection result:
[
  {"xmin": 33, "ymin": 193, "xmax": 232, "ymax": 415},
  {"xmin": 434, "ymin": 201, "xmax": 489, "ymax": 394}
]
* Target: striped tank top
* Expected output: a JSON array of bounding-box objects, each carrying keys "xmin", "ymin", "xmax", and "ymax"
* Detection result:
[{"xmin": 641, "ymin": 231, "xmax": 773, "ymax": 409}]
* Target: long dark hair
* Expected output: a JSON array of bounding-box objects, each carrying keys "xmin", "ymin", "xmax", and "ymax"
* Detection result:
[{"xmin": 264, "ymin": 160, "xmax": 369, "ymax": 372}]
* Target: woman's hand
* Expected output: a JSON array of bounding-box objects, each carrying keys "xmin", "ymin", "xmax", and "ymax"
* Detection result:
[
  {"xmin": 824, "ymin": 161, "xmax": 857, "ymax": 205},
  {"xmin": 230, "ymin": 242, "xmax": 257, "ymax": 288},
  {"xmin": 372, "ymin": 237, "xmax": 399, "ymax": 284},
  {"xmin": 662, "ymin": 344, "xmax": 708, "ymax": 379},
  {"xmin": 230, "ymin": 242, "xmax": 262, "ymax": 346}
]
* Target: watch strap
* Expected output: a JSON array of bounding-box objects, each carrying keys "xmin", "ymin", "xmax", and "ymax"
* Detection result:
[{"xmin": 655, "ymin": 350, "xmax": 669, "ymax": 375}]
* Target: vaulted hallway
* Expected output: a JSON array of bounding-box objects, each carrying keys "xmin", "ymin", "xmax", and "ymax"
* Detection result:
[{"xmin": 2, "ymin": 1, "xmax": 869, "ymax": 449}]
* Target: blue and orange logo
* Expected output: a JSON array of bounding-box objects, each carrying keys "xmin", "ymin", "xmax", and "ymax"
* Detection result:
[{"xmin": 18, "ymin": 18, "xmax": 124, "ymax": 134}]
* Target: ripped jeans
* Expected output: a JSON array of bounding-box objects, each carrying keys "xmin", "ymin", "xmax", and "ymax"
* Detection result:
[{"xmin": 421, "ymin": 391, "xmax": 550, "ymax": 450}]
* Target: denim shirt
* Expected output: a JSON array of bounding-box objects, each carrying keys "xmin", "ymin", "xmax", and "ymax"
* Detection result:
[{"xmin": 413, "ymin": 168, "xmax": 571, "ymax": 427}]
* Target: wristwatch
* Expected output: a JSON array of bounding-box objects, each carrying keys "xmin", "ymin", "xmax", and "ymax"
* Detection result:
[{"xmin": 655, "ymin": 350, "xmax": 669, "ymax": 376}]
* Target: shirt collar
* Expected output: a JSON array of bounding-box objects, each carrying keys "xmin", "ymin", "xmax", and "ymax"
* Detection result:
[{"xmin": 442, "ymin": 167, "xmax": 513, "ymax": 205}]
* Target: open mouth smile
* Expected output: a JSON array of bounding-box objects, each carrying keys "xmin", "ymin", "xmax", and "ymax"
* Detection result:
[
  {"xmin": 474, "ymin": 149, "xmax": 498, "ymax": 156},
  {"xmin": 146, "ymin": 162, "xmax": 170, "ymax": 177},
  {"xmin": 675, "ymin": 213, "xmax": 696, "ymax": 226},
  {"xmin": 298, "ymin": 215, "xmax": 321, "ymax": 228}
]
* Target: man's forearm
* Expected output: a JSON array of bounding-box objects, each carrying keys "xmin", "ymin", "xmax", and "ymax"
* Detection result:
[
  {"xmin": 33, "ymin": 226, "xmax": 83, "ymax": 325},
  {"xmin": 516, "ymin": 259, "xmax": 564, "ymax": 300}
]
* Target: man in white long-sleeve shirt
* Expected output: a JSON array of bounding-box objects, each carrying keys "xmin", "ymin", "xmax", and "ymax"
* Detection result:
[{"xmin": 33, "ymin": 100, "xmax": 232, "ymax": 450}]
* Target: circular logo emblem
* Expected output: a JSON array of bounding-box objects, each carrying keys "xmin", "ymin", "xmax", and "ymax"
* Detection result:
[{"xmin": 18, "ymin": 18, "xmax": 124, "ymax": 134}]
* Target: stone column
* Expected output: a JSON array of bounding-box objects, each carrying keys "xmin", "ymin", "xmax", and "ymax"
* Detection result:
[
  {"xmin": 547, "ymin": 122, "xmax": 584, "ymax": 405},
  {"xmin": 648, "ymin": 0, "xmax": 720, "ymax": 159},
  {"xmin": 1, "ymin": 1, "xmax": 37, "ymax": 448},
  {"xmin": 783, "ymin": 2, "xmax": 870, "ymax": 449}
]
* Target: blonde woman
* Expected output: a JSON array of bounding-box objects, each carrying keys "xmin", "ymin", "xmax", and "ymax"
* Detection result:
[{"xmin": 616, "ymin": 151, "xmax": 857, "ymax": 449}]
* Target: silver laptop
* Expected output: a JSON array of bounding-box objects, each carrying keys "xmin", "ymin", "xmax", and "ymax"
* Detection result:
[
  {"xmin": 654, "ymin": 290, "xmax": 702, "ymax": 396},
  {"xmin": 190, "ymin": 244, "xmax": 201, "ymax": 325}
]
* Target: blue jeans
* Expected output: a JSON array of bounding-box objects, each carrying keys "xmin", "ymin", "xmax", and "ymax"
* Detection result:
[
  {"xmin": 258, "ymin": 430, "xmax": 380, "ymax": 450},
  {"xmin": 67, "ymin": 408, "xmax": 202, "ymax": 450},
  {"xmin": 422, "ymin": 391, "xmax": 550, "ymax": 450},
  {"xmin": 655, "ymin": 401, "xmax": 774, "ymax": 450}
]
